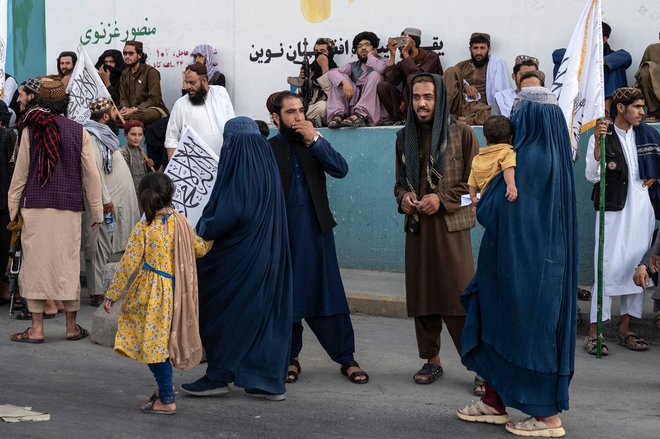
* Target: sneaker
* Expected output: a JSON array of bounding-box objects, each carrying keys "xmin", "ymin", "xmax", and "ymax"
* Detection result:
[
  {"xmin": 244, "ymin": 388, "xmax": 286, "ymax": 401},
  {"xmin": 180, "ymin": 376, "xmax": 229, "ymax": 396}
]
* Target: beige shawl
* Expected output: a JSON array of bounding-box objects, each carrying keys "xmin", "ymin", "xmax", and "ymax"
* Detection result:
[{"xmin": 168, "ymin": 211, "xmax": 203, "ymax": 370}]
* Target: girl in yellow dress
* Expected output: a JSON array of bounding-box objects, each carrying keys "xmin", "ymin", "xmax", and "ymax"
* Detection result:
[{"xmin": 103, "ymin": 172, "xmax": 212, "ymax": 415}]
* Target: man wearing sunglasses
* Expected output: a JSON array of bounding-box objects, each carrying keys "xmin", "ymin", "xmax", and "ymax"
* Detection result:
[{"xmin": 118, "ymin": 41, "xmax": 169, "ymax": 126}]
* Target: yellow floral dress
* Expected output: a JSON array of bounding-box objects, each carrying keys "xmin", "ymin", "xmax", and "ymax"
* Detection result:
[{"xmin": 105, "ymin": 214, "xmax": 212, "ymax": 364}]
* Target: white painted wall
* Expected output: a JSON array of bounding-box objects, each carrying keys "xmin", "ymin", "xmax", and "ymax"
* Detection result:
[{"xmin": 46, "ymin": 0, "xmax": 660, "ymax": 121}]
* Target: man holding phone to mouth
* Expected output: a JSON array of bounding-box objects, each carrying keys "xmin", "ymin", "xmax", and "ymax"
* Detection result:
[{"xmin": 378, "ymin": 28, "xmax": 443, "ymax": 124}]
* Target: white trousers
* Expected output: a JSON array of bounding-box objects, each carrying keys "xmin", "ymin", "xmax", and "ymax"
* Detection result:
[{"xmin": 590, "ymin": 292, "xmax": 644, "ymax": 323}]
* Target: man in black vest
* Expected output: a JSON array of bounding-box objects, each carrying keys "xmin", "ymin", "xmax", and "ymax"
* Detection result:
[
  {"xmin": 268, "ymin": 91, "xmax": 369, "ymax": 384},
  {"xmin": 584, "ymin": 87, "xmax": 657, "ymax": 355}
]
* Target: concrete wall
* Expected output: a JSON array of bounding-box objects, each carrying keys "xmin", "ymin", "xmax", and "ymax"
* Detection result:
[
  {"xmin": 10, "ymin": 0, "xmax": 46, "ymax": 80},
  {"xmin": 323, "ymin": 124, "xmax": 660, "ymax": 285}
]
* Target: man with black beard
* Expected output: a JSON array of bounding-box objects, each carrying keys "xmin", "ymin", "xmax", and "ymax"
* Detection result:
[
  {"xmin": 82, "ymin": 97, "xmax": 141, "ymax": 306},
  {"xmin": 443, "ymin": 33, "xmax": 510, "ymax": 125},
  {"xmin": 269, "ymin": 91, "xmax": 370, "ymax": 385},
  {"xmin": 56, "ymin": 51, "xmax": 77, "ymax": 87},
  {"xmin": 165, "ymin": 63, "xmax": 235, "ymax": 159},
  {"xmin": 289, "ymin": 37, "xmax": 338, "ymax": 127}
]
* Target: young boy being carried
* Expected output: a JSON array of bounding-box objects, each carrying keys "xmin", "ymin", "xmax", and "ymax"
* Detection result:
[{"xmin": 468, "ymin": 115, "xmax": 517, "ymax": 206}]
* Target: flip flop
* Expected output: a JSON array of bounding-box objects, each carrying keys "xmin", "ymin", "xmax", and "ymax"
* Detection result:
[
  {"xmin": 66, "ymin": 324, "xmax": 89, "ymax": 341},
  {"xmin": 11, "ymin": 327, "xmax": 44, "ymax": 344}
]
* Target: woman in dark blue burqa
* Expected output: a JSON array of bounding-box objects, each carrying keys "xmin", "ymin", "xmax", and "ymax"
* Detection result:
[
  {"xmin": 181, "ymin": 117, "xmax": 292, "ymax": 400},
  {"xmin": 456, "ymin": 87, "xmax": 578, "ymax": 437}
]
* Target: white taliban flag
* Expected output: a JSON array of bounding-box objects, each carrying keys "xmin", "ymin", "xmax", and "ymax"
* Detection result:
[
  {"xmin": 0, "ymin": 0, "xmax": 7, "ymax": 99},
  {"xmin": 551, "ymin": 0, "xmax": 604, "ymax": 162},
  {"xmin": 66, "ymin": 45, "xmax": 111, "ymax": 123}
]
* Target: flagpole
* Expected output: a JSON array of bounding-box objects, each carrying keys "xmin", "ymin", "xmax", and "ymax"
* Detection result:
[{"xmin": 596, "ymin": 123, "xmax": 606, "ymax": 358}]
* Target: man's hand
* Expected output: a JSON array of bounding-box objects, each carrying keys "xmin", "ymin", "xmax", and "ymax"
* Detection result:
[
  {"xmin": 103, "ymin": 202, "xmax": 114, "ymax": 214},
  {"xmin": 401, "ymin": 37, "xmax": 417, "ymax": 60},
  {"xmin": 369, "ymin": 47, "xmax": 379, "ymax": 59},
  {"xmin": 592, "ymin": 119, "xmax": 609, "ymax": 161},
  {"xmin": 145, "ymin": 158, "xmax": 155, "ymax": 169},
  {"xmin": 633, "ymin": 264, "xmax": 650, "ymax": 289},
  {"xmin": 387, "ymin": 37, "xmax": 398, "ymax": 65},
  {"xmin": 418, "ymin": 194, "xmax": 440, "ymax": 215},
  {"xmin": 98, "ymin": 66, "xmax": 111, "ymax": 86},
  {"xmin": 341, "ymin": 79, "xmax": 354, "ymax": 100},
  {"xmin": 120, "ymin": 107, "xmax": 137, "ymax": 117},
  {"xmin": 316, "ymin": 53, "xmax": 330, "ymax": 74},
  {"xmin": 643, "ymin": 178, "xmax": 657, "ymax": 188},
  {"xmin": 400, "ymin": 192, "xmax": 419, "ymax": 215},
  {"xmin": 291, "ymin": 120, "xmax": 318, "ymax": 146},
  {"xmin": 464, "ymin": 84, "xmax": 479, "ymax": 99}
]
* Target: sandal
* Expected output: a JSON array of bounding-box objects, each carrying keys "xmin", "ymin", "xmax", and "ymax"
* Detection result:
[
  {"xmin": 141, "ymin": 397, "xmax": 176, "ymax": 415},
  {"xmin": 10, "ymin": 327, "xmax": 44, "ymax": 344},
  {"xmin": 340, "ymin": 113, "xmax": 367, "ymax": 128},
  {"xmin": 617, "ymin": 332, "xmax": 649, "ymax": 351},
  {"xmin": 583, "ymin": 336, "xmax": 608, "ymax": 356},
  {"xmin": 473, "ymin": 374, "xmax": 486, "ymax": 396},
  {"xmin": 328, "ymin": 114, "xmax": 345, "ymax": 129},
  {"xmin": 505, "ymin": 416, "xmax": 566, "ymax": 437},
  {"xmin": 66, "ymin": 324, "xmax": 89, "ymax": 341},
  {"xmin": 456, "ymin": 400, "xmax": 509, "ymax": 425},
  {"xmin": 340, "ymin": 360, "xmax": 369, "ymax": 384},
  {"xmin": 287, "ymin": 358, "xmax": 301, "ymax": 383},
  {"xmin": 413, "ymin": 362, "xmax": 443, "ymax": 384}
]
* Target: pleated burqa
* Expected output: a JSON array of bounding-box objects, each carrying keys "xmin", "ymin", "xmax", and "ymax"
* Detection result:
[
  {"xmin": 461, "ymin": 91, "xmax": 578, "ymax": 416},
  {"xmin": 196, "ymin": 117, "xmax": 292, "ymax": 395}
]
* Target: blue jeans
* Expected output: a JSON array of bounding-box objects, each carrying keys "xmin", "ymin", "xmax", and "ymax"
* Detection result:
[{"xmin": 147, "ymin": 361, "xmax": 175, "ymax": 404}]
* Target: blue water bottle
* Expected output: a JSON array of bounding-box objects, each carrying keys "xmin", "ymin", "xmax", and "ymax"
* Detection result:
[{"xmin": 104, "ymin": 212, "xmax": 115, "ymax": 234}]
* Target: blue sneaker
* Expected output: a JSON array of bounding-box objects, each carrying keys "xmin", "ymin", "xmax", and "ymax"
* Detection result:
[{"xmin": 180, "ymin": 376, "xmax": 229, "ymax": 396}]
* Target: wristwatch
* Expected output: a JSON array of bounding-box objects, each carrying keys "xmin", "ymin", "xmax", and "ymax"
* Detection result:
[{"xmin": 308, "ymin": 131, "xmax": 322, "ymax": 147}]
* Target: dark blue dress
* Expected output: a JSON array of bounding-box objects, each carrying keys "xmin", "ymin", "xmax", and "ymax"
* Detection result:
[
  {"xmin": 196, "ymin": 117, "xmax": 292, "ymax": 395},
  {"xmin": 283, "ymin": 135, "xmax": 350, "ymax": 322},
  {"xmin": 460, "ymin": 99, "xmax": 578, "ymax": 417}
]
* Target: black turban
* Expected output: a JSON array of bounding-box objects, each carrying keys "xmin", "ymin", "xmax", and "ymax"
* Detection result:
[{"xmin": 352, "ymin": 31, "xmax": 379, "ymax": 52}]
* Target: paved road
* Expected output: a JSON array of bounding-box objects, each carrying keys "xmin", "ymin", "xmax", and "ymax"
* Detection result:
[{"xmin": 1, "ymin": 306, "xmax": 658, "ymax": 438}]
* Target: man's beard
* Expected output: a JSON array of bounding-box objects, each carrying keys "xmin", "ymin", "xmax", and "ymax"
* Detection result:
[
  {"xmin": 279, "ymin": 123, "xmax": 304, "ymax": 142},
  {"xmin": 59, "ymin": 68, "xmax": 72, "ymax": 77},
  {"xmin": 189, "ymin": 86, "xmax": 208, "ymax": 106},
  {"xmin": 106, "ymin": 118, "xmax": 119, "ymax": 135},
  {"xmin": 125, "ymin": 60, "xmax": 138, "ymax": 69},
  {"xmin": 471, "ymin": 53, "xmax": 489, "ymax": 68}
]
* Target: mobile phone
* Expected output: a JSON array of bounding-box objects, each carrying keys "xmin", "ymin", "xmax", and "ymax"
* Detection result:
[{"xmin": 393, "ymin": 36, "xmax": 407, "ymax": 47}]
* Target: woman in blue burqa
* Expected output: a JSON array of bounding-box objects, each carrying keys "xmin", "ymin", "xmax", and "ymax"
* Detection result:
[
  {"xmin": 181, "ymin": 116, "xmax": 292, "ymax": 401},
  {"xmin": 456, "ymin": 87, "xmax": 578, "ymax": 437}
]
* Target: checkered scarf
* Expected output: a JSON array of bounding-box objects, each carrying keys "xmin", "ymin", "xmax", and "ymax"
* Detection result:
[{"xmin": 17, "ymin": 108, "xmax": 61, "ymax": 187}]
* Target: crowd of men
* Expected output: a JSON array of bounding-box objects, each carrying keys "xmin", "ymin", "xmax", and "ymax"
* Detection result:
[
  {"xmin": 0, "ymin": 25, "xmax": 659, "ymax": 437},
  {"xmin": 299, "ymin": 25, "xmax": 659, "ymax": 127}
]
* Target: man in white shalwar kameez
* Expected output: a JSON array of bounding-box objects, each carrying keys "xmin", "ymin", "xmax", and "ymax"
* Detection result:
[
  {"xmin": 165, "ymin": 63, "xmax": 235, "ymax": 159},
  {"xmin": 584, "ymin": 87, "xmax": 655, "ymax": 354},
  {"xmin": 83, "ymin": 97, "xmax": 141, "ymax": 306}
]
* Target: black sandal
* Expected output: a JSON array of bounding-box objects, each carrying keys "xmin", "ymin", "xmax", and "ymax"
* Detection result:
[
  {"xmin": 340, "ymin": 360, "xmax": 369, "ymax": 384},
  {"xmin": 328, "ymin": 114, "xmax": 345, "ymax": 129},
  {"xmin": 413, "ymin": 362, "xmax": 443, "ymax": 384},
  {"xmin": 340, "ymin": 113, "xmax": 367, "ymax": 128},
  {"xmin": 287, "ymin": 359, "xmax": 301, "ymax": 383}
]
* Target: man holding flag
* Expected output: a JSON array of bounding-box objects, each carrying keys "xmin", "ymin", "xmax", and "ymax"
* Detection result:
[
  {"xmin": 584, "ymin": 87, "xmax": 656, "ymax": 354},
  {"xmin": 66, "ymin": 45, "xmax": 113, "ymax": 124}
]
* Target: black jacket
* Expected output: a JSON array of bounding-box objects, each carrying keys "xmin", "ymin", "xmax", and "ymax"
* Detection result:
[{"xmin": 592, "ymin": 124, "xmax": 628, "ymax": 211}]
